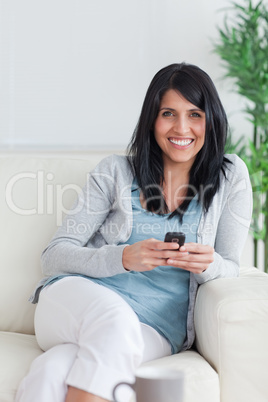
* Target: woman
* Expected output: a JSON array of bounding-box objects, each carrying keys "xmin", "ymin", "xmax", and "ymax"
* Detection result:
[{"xmin": 16, "ymin": 63, "xmax": 252, "ymax": 402}]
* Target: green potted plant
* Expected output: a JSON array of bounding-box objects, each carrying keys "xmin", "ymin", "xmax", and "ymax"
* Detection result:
[{"xmin": 213, "ymin": 0, "xmax": 268, "ymax": 271}]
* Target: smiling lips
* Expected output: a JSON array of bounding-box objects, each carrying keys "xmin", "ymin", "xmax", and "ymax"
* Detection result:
[{"xmin": 169, "ymin": 138, "xmax": 194, "ymax": 147}]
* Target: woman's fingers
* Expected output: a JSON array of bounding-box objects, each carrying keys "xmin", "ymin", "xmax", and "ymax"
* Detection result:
[
  {"xmin": 166, "ymin": 243, "xmax": 214, "ymax": 274},
  {"xmin": 147, "ymin": 238, "xmax": 180, "ymax": 251},
  {"xmin": 123, "ymin": 239, "xmax": 214, "ymax": 274},
  {"xmin": 122, "ymin": 238, "xmax": 180, "ymax": 272},
  {"xmin": 181, "ymin": 243, "xmax": 214, "ymax": 255}
]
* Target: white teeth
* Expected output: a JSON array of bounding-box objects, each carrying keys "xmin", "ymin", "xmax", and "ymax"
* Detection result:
[{"xmin": 169, "ymin": 138, "xmax": 193, "ymax": 146}]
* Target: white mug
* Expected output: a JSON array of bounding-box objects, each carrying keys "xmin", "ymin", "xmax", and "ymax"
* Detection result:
[{"xmin": 112, "ymin": 366, "xmax": 184, "ymax": 402}]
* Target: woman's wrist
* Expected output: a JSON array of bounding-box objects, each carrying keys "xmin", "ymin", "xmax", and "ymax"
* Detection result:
[{"xmin": 122, "ymin": 245, "xmax": 131, "ymax": 271}]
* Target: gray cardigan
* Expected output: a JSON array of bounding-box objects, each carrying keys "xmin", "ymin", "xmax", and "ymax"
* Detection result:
[{"xmin": 32, "ymin": 153, "xmax": 252, "ymax": 350}]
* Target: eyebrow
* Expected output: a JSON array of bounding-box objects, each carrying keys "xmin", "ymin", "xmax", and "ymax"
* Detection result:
[{"xmin": 159, "ymin": 107, "xmax": 204, "ymax": 112}]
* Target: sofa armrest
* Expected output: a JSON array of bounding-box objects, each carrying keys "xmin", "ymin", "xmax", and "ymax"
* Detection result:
[{"xmin": 194, "ymin": 267, "xmax": 268, "ymax": 402}]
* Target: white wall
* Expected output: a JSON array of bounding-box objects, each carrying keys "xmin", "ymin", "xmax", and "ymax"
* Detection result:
[
  {"xmin": 0, "ymin": 0, "xmax": 264, "ymax": 268},
  {"xmin": 0, "ymin": 0, "xmax": 252, "ymax": 151}
]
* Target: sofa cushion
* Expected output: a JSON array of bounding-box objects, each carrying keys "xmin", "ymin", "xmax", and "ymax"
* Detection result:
[
  {"xmin": 0, "ymin": 331, "xmax": 219, "ymax": 402},
  {"xmin": 0, "ymin": 331, "xmax": 43, "ymax": 402},
  {"xmin": 194, "ymin": 267, "xmax": 268, "ymax": 402},
  {"xmin": 139, "ymin": 350, "xmax": 220, "ymax": 402},
  {"xmin": 0, "ymin": 156, "xmax": 103, "ymax": 334}
]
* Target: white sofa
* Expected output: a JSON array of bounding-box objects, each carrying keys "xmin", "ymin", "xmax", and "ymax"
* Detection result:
[{"xmin": 0, "ymin": 153, "xmax": 268, "ymax": 402}]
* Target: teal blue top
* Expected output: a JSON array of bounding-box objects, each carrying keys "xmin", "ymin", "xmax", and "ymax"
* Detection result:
[{"xmin": 42, "ymin": 179, "xmax": 202, "ymax": 354}]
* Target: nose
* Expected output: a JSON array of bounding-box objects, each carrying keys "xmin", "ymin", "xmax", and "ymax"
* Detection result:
[{"xmin": 174, "ymin": 116, "xmax": 190, "ymax": 134}]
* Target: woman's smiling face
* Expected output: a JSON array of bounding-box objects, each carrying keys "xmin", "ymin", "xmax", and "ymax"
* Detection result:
[{"xmin": 154, "ymin": 89, "xmax": 206, "ymax": 171}]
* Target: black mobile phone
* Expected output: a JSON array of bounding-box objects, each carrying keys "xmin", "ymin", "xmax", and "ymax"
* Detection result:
[{"xmin": 164, "ymin": 232, "xmax": 185, "ymax": 248}]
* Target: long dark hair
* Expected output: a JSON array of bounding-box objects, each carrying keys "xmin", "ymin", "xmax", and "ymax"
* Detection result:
[{"xmin": 127, "ymin": 62, "xmax": 230, "ymax": 220}]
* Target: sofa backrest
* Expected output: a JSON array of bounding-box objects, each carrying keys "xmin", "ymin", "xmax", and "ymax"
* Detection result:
[{"xmin": 0, "ymin": 154, "xmax": 109, "ymax": 334}]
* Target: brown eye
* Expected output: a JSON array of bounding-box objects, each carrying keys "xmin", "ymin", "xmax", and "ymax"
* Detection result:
[{"xmin": 162, "ymin": 111, "xmax": 173, "ymax": 117}]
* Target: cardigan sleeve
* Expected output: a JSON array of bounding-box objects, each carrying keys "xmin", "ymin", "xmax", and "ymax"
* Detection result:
[
  {"xmin": 194, "ymin": 155, "xmax": 252, "ymax": 284},
  {"xmin": 41, "ymin": 155, "xmax": 130, "ymax": 278}
]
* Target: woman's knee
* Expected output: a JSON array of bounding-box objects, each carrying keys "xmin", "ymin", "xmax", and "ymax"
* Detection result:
[
  {"xmin": 31, "ymin": 344, "xmax": 78, "ymax": 381},
  {"xmin": 35, "ymin": 279, "xmax": 144, "ymax": 360}
]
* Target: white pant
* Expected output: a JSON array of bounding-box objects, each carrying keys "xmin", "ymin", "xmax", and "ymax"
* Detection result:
[{"xmin": 16, "ymin": 277, "xmax": 171, "ymax": 402}]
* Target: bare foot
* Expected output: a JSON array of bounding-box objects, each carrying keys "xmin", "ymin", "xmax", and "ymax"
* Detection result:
[{"xmin": 65, "ymin": 386, "xmax": 109, "ymax": 402}]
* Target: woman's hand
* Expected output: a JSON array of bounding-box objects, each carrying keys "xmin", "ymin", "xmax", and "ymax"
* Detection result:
[
  {"xmin": 122, "ymin": 238, "xmax": 180, "ymax": 272},
  {"xmin": 166, "ymin": 243, "xmax": 214, "ymax": 274}
]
